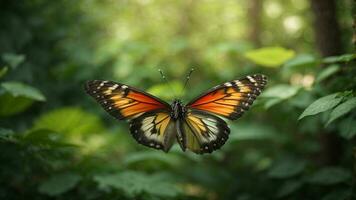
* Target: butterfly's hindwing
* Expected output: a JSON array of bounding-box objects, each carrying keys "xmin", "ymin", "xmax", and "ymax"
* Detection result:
[
  {"xmin": 85, "ymin": 80, "xmax": 170, "ymax": 120},
  {"xmin": 178, "ymin": 110, "xmax": 230, "ymax": 154},
  {"xmin": 187, "ymin": 74, "xmax": 267, "ymax": 120},
  {"xmin": 129, "ymin": 111, "xmax": 176, "ymax": 152}
]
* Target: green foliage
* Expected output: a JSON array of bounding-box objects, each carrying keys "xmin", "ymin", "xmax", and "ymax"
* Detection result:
[
  {"xmin": 298, "ymin": 93, "xmax": 343, "ymax": 120},
  {"xmin": 307, "ymin": 167, "xmax": 351, "ymax": 185},
  {"xmin": 244, "ymin": 47, "xmax": 295, "ymax": 67},
  {"xmin": 38, "ymin": 172, "xmax": 81, "ymax": 196},
  {"xmin": 0, "ymin": 1, "xmax": 355, "ymax": 200},
  {"xmin": 94, "ymin": 171, "xmax": 181, "ymax": 199}
]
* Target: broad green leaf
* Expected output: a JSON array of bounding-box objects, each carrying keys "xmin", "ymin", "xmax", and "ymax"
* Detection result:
[
  {"xmin": 33, "ymin": 107, "xmax": 104, "ymax": 137},
  {"xmin": 327, "ymin": 97, "xmax": 356, "ymax": 125},
  {"xmin": 1, "ymin": 82, "xmax": 46, "ymax": 101},
  {"xmin": 38, "ymin": 172, "xmax": 81, "ymax": 196},
  {"xmin": 1, "ymin": 53, "xmax": 25, "ymax": 69},
  {"xmin": 147, "ymin": 81, "xmax": 183, "ymax": 100},
  {"xmin": 323, "ymin": 53, "xmax": 356, "ymax": 63},
  {"xmin": 244, "ymin": 47, "xmax": 295, "ymax": 67},
  {"xmin": 298, "ymin": 93, "xmax": 342, "ymax": 120},
  {"xmin": 307, "ymin": 167, "xmax": 351, "ymax": 185},
  {"xmin": 268, "ymin": 159, "xmax": 305, "ymax": 179},
  {"xmin": 22, "ymin": 129, "xmax": 79, "ymax": 148},
  {"xmin": 277, "ymin": 180, "xmax": 303, "ymax": 198},
  {"xmin": 0, "ymin": 93, "xmax": 34, "ymax": 116},
  {"xmin": 284, "ymin": 54, "xmax": 316, "ymax": 69},
  {"xmin": 94, "ymin": 171, "xmax": 180, "ymax": 198},
  {"xmin": 316, "ymin": 65, "xmax": 339, "ymax": 83}
]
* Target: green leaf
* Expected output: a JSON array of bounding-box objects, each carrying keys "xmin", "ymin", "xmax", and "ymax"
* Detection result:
[
  {"xmin": 268, "ymin": 159, "xmax": 305, "ymax": 179},
  {"xmin": 0, "ymin": 66, "xmax": 8, "ymax": 79},
  {"xmin": 244, "ymin": 47, "xmax": 295, "ymax": 67},
  {"xmin": 123, "ymin": 151, "xmax": 181, "ymax": 167},
  {"xmin": 38, "ymin": 172, "xmax": 81, "ymax": 196},
  {"xmin": 327, "ymin": 97, "xmax": 356, "ymax": 125},
  {"xmin": 22, "ymin": 129, "xmax": 78, "ymax": 148},
  {"xmin": 1, "ymin": 82, "xmax": 46, "ymax": 101},
  {"xmin": 229, "ymin": 123, "xmax": 281, "ymax": 141},
  {"xmin": 0, "ymin": 93, "xmax": 34, "ymax": 116},
  {"xmin": 316, "ymin": 65, "xmax": 340, "ymax": 83},
  {"xmin": 323, "ymin": 53, "xmax": 356, "ymax": 64},
  {"xmin": 1, "ymin": 53, "xmax": 25, "ymax": 69},
  {"xmin": 94, "ymin": 171, "xmax": 180, "ymax": 198},
  {"xmin": 307, "ymin": 167, "xmax": 351, "ymax": 185},
  {"xmin": 33, "ymin": 107, "xmax": 104, "ymax": 136},
  {"xmin": 0, "ymin": 128, "xmax": 16, "ymax": 142},
  {"xmin": 277, "ymin": 180, "xmax": 303, "ymax": 198},
  {"xmin": 298, "ymin": 93, "xmax": 342, "ymax": 120},
  {"xmin": 147, "ymin": 81, "xmax": 183, "ymax": 100},
  {"xmin": 283, "ymin": 54, "xmax": 316, "ymax": 69},
  {"xmin": 262, "ymin": 84, "xmax": 300, "ymax": 99}
]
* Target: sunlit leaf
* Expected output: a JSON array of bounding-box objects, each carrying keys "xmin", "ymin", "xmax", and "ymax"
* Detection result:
[
  {"xmin": 1, "ymin": 53, "xmax": 25, "ymax": 69},
  {"xmin": 268, "ymin": 159, "xmax": 305, "ymax": 179},
  {"xmin": 307, "ymin": 167, "xmax": 351, "ymax": 185},
  {"xmin": 326, "ymin": 97, "xmax": 356, "ymax": 125},
  {"xmin": 322, "ymin": 53, "xmax": 356, "ymax": 64},
  {"xmin": 244, "ymin": 47, "xmax": 295, "ymax": 67},
  {"xmin": 277, "ymin": 180, "xmax": 303, "ymax": 198},
  {"xmin": 38, "ymin": 172, "xmax": 81, "ymax": 196},
  {"xmin": 1, "ymin": 81, "xmax": 46, "ymax": 101},
  {"xmin": 32, "ymin": 107, "xmax": 104, "ymax": 142},
  {"xmin": 315, "ymin": 64, "xmax": 340, "ymax": 83},
  {"xmin": 94, "ymin": 171, "xmax": 180, "ymax": 198},
  {"xmin": 298, "ymin": 93, "xmax": 342, "ymax": 120}
]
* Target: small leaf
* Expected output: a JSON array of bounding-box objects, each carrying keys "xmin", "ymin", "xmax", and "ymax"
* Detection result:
[
  {"xmin": 0, "ymin": 66, "xmax": 8, "ymax": 79},
  {"xmin": 1, "ymin": 53, "xmax": 25, "ymax": 69},
  {"xmin": 268, "ymin": 159, "xmax": 305, "ymax": 179},
  {"xmin": 38, "ymin": 172, "xmax": 81, "ymax": 196},
  {"xmin": 307, "ymin": 167, "xmax": 351, "ymax": 185},
  {"xmin": 327, "ymin": 97, "xmax": 356, "ymax": 125},
  {"xmin": 0, "ymin": 128, "xmax": 16, "ymax": 142},
  {"xmin": 1, "ymin": 82, "xmax": 46, "ymax": 101},
  {"xmin": 277, "ymin": 180, "xmax": 303, "ymax": 198},
  {"xmin": 298, "ymin": 93, "xmax": 342, "ymax": 120},
  {"xmin": 323, "ymin": 53, "xmax": 356, "ymax": 63},
  {"xmin": 316, "ymin": 65, "xmax": 340, "ymax": 83},
  {"xmin": 244, "ymin": 47, "xmax": 295, "ymax": 67}
]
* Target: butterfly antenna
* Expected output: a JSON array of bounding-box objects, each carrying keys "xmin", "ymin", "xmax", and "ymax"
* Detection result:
[
  {"xmin": 181, "ymin": 68, "xmax": 194, "ymax": 96},
  {"xmin": 158, "ymin": 69, "xmax": 177, "ymax": 98}
]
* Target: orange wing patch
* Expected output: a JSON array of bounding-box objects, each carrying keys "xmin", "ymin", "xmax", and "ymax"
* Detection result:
[
  {"xmin": 187, "ymin": 74, "xmax": 267, "ymax": 120},
  {"xmin": 85, "ymin": 80, "xmax": 169, "ymax": 120}
]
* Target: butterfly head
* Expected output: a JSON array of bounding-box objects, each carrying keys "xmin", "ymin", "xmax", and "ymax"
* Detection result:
[{"xmin": 171, "ymin": 99, "xmax": 185, "ymax": 120}]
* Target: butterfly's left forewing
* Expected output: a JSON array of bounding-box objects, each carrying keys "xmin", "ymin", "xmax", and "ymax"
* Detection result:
[{"xmin": 85, "ymin": 80, "xmax": 175, "ymax": 151}]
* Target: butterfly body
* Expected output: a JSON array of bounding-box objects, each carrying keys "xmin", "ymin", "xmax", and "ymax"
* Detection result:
[{"xmin": 85, "ymin": 74, "xmax": 267, "ymax": 154}]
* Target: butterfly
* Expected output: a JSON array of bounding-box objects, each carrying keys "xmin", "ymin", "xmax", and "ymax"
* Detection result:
[{"xmin": 84, "ymin": 74, "xmax": 267, "ymax": 154}]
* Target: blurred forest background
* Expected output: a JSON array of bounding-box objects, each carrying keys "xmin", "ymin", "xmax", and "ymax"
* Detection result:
[{"xmin": 1, "ymin": 0, "xmax": 356, "ymax": 199}]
